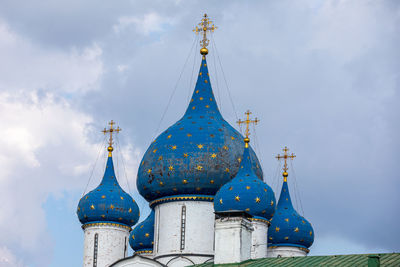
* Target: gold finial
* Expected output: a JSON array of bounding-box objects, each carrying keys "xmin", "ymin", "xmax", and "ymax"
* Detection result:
[
  {"xmin": 193, "ymin": 13, "xmax": 217, "ymax": 56},
  {"xmin": 237, "ymin": 110, "xmax": 260, "ymax": 148},
  {"xmin": 275, "ymin": 146, "xmax": 296, "ymax": 182},
  {"xmin": 102, "ymin": 120, "xmax": 121, "ymax": 157}
]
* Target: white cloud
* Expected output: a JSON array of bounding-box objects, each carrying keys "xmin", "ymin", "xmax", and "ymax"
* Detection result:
[
  {"xmin": 0, "ymin": 246, "xmax": 26, "ymax": 267},
  {"xmin": 0, "ymin": 21, "xmax": 103, "ymax": 93},
  {"xmin": 0, "ymin": 91, "xmax": 99, "ymax": 265},
  {"xmin": 113, "ymin": 12, "xmax": 174, "ymax": 35}
]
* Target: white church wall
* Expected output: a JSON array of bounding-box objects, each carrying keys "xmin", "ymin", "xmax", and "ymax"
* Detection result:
[
  {"xmin": 250, "ymin": 219, "xmax": 268, "ymax": 259},
  {"xmin": 111, "ymin": 255, "xmax": 163, "ymax": 267},
  {"xmin": 214, "ymin": 216, "xmax": 253, "ymax": 264},
  {"xmin": 82, "ymin": 223, "xmax": 130, "ymax": 267},
  {"xmin": 267, "ymin": 246, "xmax": 308, "ymax": 258}
]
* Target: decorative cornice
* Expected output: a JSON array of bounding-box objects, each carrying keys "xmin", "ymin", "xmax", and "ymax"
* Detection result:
[
  {"xmin": 82, "ymin": 222, "xmax": 131, "ymax": 231},
  {"xmin": 135, "ymin": 250, "xmax": 153, "ymax": 255},
  {"xmin": 250, "ymin": 217, "xmax": 270, "ymax": 226},
  {"xmin": 149, "ymin": 195, "xmax": 214, "ymax": 208},
  {"xmin": 268, "ymin": 244, "xmax": 310, "ymax": 253}
]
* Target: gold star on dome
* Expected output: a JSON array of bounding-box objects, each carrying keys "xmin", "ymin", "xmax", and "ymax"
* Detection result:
[
  {"xmin": 285, "ymin": 218, "xmax": 289, "ymax": 222},
  {"xmin": 285, "ymin": 237, "xmax": 289, "ymax": 240},
  {"xmin": 237, "ymin": 157, "xmax": 242, "ymax": 163},
  {"xmin": 147, "ymin": 169, "xmax": 152, "ymax": 174},
  {"xmin": 246, "ymin": 186, "xmax": 251, "ymax": 190},
  {"xmin": 199, "ymin": 72, "xmax": 202, "ymax": 76},
  {"xmin": 255, "ymin": 197, "xmax": 260, "ymax": 203},
  {"xmin": 158, "ymin": 156, "xmax": 163, "ymax": 161},
  {"xmin": 192, "ymin": 106, "xmax": 196, "ymax": 110},
  {"xmin": 196, "ymin": 165, "xmax": 203, "ymax": 171},
  {"xmin": 196, "ymin": 90, "xmax": 199, "ymax": 94},
  {"xmin": 101, "ymin": 195, "xmax": 106, "ymax": 199},
  {"xmin": 225, "ymin": 168, "xmax": 230, "ymax": 173},
  {"xmin": 118, "ymin": 217, "xmax": 123, "ymax": 221},
  {"xmin": 159, "ymin": 181, "xmax": 164, "ymax": 186},
  {"xmin": 167, "ymin": 134, "xmax": 172, "ymax": 139},
  {"xmin": 132, "ymin": 235, "xmax": 135, "ymax": 240},
  {"xmin": 235, "ymin": 196, "xmax": 240, "ymax": 201},
  {"xmin": 205, "ymin": 105, "xmax": 210, "ymax": 108},
  {"xmin": 101, "ymin": 215, "xmax": 105, "ymax": 218},
  {"xmin": 90, "ymin": 204, "xmax": 95, "ymax": 210},
  {"xmin": 264, "ymin": 188, "xmax": 267, "ymax": 192},
  {"xmin": 210, "ymin": 180, "xmax": 214, "ymax": 184},
  {"xmin": 171, "ymin": 145, "xmax": 177, "ymax": 150},
  {"xmin": 219, "ymin": 198, "xmax": 223, "ymax": 204},
  {"xmin": 169, "ymin": 165, "xmax": 174, "ymax": 171},
  {"xmin": 269, "ymin": 237, "xmax": 273, "ymax": 240},
  {"xmin": 145, "ymin": 233, "xmax": 150, "ymax": 237},
  {"xmin": 223, "ymin": 145, "xmax": 228, "ymax": 150},
  {"xmin": 197, "ymin": 144, "xmax": 204, "ymax": 149},
  {"xmin": 271, "ymin": 200, "xmax": 274, "ymax": 206},
  {"xmin": 196, "ymin": 187, "xmax": 201, "ymax": 191},
  {"xmin": 231, "ymin": 136, "xmax": 235, "ymax": 140},
  {"xmin": 245, "ymin": 208, "xmax": 250, "ymax": 212},
  {"xmin": 140, "ymin": 225, "xmax": 144, "ymax": 228},
  {"xmin": 187, "ymin": 133, "xmax": 192, "ymax": 137},
  {"xmin": 310, "ymin": 231, "xmax": 313, "ymax": 236},
  {"xmin": 183, "ymin": 153, "xmax": 188, "ymax": 158},
  {"xmin": 153, "ymin": 149, "xmax": 157, "ymax": 153},
  {"xmin": 129, "ymin": 208, "xmax": 132, "ymax": 213},
  {"xmin": 200, "ymin": 97, "xmax": 203, "ymax": 100},
  {"xmin": 229, "ymin": 186, "xmax": 233, "ymax": 191},
  {"xmin": 110, "ymin": 204, "xmax": 115, "ymax": 210},
  {"xmin": 275, "ymin": 227, "xmax": 280, "ymax": 232},
  {"xmin": 120, "ymin": 196, "xmax": 124, "ymax": 200},
  {"xmin": 211, "ymin": 153, "xmax": 217, "ymax": 158},
  {"xmin": 302, "ymin": 220, "xmax": 305, "ymax": 224},
  {"xmin": 183, "ymin": 179, "xmax": 188, "ymax": 184},
  {"xmin": 294, "ymin": 227, "xmax": 299, "ymax": 232}
]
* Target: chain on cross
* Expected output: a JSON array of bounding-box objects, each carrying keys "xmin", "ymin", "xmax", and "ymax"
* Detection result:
[
  {"xmin": 102, "ymin": 120, "xmax": 121, "ymax": 156},
  {"xmin": 276, "ymin": 146, "xmax": 296, "ymax": 181},
  {"xmin": 237, "ymin": 110, "xmax": 260, "ymax": 147},
  {"xmin": 193, "ymin": 14, "xmax": 217, "ymax": 55}
]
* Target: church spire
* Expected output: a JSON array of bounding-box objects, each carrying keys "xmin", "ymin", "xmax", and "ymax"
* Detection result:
[{"xmin": 193, "ymin": 13, "xmax": 217, "ymax": 56}]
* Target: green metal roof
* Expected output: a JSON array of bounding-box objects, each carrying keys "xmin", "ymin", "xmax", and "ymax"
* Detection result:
[{"xmin": 191, "ymin": 253, "xmax": 400, "ymax": 267}]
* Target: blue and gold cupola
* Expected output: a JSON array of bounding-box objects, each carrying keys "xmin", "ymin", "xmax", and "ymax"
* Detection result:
[
  {"xmin": 137, "ymin": 14, "xmax": 263, "ymax": 205},
  {"xmin": 268, "ymin": 147, "xmax": 314, "ymax": 250},
  {"xmin": 129, "ymin": 210, "xmax": 155, "ymax": 254},
  {"xmin": 77, "ymin": 121, "xmax": 140, "ymax": 228},
  {"xmin": 214, "ymin": 111, "xmax": 276, "ymax": 221}
]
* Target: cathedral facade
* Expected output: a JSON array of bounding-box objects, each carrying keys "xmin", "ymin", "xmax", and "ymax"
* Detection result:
[{"xmin": 76, "ymin": 14, "xmax": 314, "ymax": 267}]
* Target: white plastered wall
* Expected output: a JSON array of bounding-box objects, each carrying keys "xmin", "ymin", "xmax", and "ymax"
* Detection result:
[
  {"xmin": 250, "ymin": 219, "xmax": 268, "ymax": 259},
  {"xmin": 153, "ymin": 200, "xmax": 215, "ymax": 266},
  {"xmin": 267, "ymin": 246, "xmax": 308, "ymax": 258},
  {"xmin": 82, "ymin": 224, "xmax": 130, "ymax": 267}
]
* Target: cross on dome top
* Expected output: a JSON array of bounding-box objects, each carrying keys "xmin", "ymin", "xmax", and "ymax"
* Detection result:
[
  {"xmin": 102, "ymin": 120, "xmax": 121, "ymax": 157},
  {"xmin": 276, "ymin": 146, "xmax": 296, "ymax": 181},
  {"xmin": 237, "ymin": 110, "xmax": 259, "ymax": 147},
  {"xmin": 193, "ymin": 14, "xmax": 217, "ymax": 56}
]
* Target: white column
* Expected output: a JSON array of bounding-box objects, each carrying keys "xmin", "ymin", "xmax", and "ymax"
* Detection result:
[
  {"xmin": 250, "ymin": 219, "xmax": 269, "ymax": 259},
  {"xmin": 267, "ymin": 246, "xmax": 308, "ymax": 258},
  {"xmin": 214, "ymin": 215, "xmax": 253, "ymax": 264},
  {"xmin": 153, "ymin": 200, "xmax": 215, "ymax": 266},
  {"xmin": 82, "ymin": 223, "xmax": 130, "ymax": 267}
]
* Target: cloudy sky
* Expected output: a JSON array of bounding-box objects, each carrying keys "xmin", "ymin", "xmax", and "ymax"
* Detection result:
[{"xmin": 0, "ymin": 0, "xmax": 399, "ymax": 266}]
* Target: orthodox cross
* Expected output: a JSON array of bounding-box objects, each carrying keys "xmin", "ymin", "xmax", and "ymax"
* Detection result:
[
  {"xmin": 276, "ymin": 146, "xmax": 296, "ymax": 181},
  {"xmin": 102, "ymin": 120, "xmax": 121, "ymax": 156},
  {"xmin": 193, "ymin": 14, "xmax": 217, "ymax": 55},
  {"xmin": 237, "ymin": 110, "xmax": 259, "ymax": 147}
]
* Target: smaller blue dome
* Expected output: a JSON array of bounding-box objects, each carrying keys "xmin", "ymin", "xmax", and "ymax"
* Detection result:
[
  {"xmin": 77, "ymin": 155, "xmax": 140, "ymax": 227},
  {"xmin": 268, "ymin": 174, "xmax": 314, "ymax": 249},
  {"xmin": 214, "ymin": 142, "xmax": 276, "ymax": 220},
  {"xmin": 129, "ymin": 210, "xmax": 155, "ymax": 253}
]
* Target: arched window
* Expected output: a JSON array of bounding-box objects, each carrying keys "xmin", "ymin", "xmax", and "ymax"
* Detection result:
[
  {"xmin": 93, "ymin": 233, "xmax": 99, "ymax": 267},
  {"xmin": 180, "ymin": 205, "xmax": 186, "ymax": 251}
]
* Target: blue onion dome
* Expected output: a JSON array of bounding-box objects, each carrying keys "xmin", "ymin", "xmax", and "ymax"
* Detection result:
[
  {"xmin": 214, "ymin": 138, "xmax": 276, "ymax": 220},
  {"xmin": 137, "ymin": 56, "xmax": 263, "ymax": 203},
  {"xmin": 129, "ymin": 210, "xmax": 155, "ymax": 253},
  {"xmin": 77, "ymin": 148, "xmax": 140, "ymax": 227},
  {"xmin": 268, "ymin": 172, "xmax": 314, "ymax": 249}
]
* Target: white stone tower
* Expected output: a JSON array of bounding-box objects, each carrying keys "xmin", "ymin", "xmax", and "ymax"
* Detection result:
[{"xmin": 77, "ymin": 121, "xmax": 140, "ymax": 267}]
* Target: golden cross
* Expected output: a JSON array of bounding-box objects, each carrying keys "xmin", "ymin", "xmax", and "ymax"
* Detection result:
[
  {"xmin": 276, "ymin": 146, "xmax": 296, "ymax": 181},
  {"xmin": 102, "ymin": 120, "xmax": 121, "ymax": 156},
  {"xmin": 237, "ymin": 110, "xmax": 259, "ymax": 147},
  {"xmin": 193, "ymin": 14, "xmax": 217, "ymax": 55}
]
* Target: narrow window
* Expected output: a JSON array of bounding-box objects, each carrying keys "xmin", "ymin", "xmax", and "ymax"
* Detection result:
[
  {"xmin": 93, "ymin": 233, "xmax": 98, "ymax": 267},
  {"xmin": 124, "ymin": 236, "xmax": 127, "ymax": 257},
  {"xmin": 180, "ymin": 205, "xmax": 186, "ymax": 250}
]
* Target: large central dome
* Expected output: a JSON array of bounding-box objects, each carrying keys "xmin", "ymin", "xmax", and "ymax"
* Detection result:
[{"xmin": 137, "ymin": 57, "xmax": 263, "ymax": 202}]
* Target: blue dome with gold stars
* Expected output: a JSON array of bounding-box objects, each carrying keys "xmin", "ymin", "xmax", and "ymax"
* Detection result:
[
  {"xmin": 137, "ymin": 57, "xmax": 263, "ymax": 203},
  {"xmin": 77, "ymin": 155, "xmax": 140, "ymax": 227},
  {"xmin": 214, "ymin": 140, "xmax": 276, "ymax": 220},
  {"xmin": 129, "ymin": 210, "xmax": 155, "ymax": 253},
  {"xmin": 268, "ymin": 172, "xmax": 314, "ymax": 249}
]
